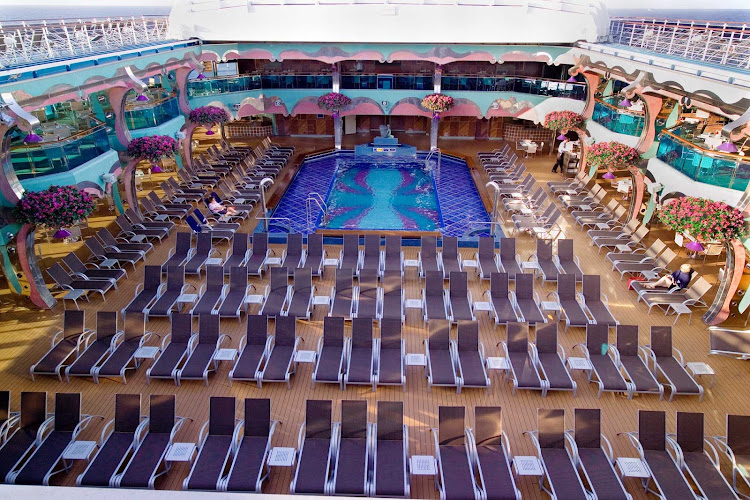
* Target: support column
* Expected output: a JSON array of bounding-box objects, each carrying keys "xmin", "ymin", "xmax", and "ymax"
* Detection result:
[
  {"xmin": 334, "ymin": 113, "xmax": 342, "ymax": 150},
  {"xmin": 629, "ymin": 93, "xmax": 663, "ymax": 155},
  {"xmin": 0, "ymin": 124, "xmax": 25, "ymax": 207},
  {"xmin": 434, "ymin": 65, "xmax": 442, "ymax": 93},
  {"xmin": 108, "ymin": 86, "xmax": 133, "ymax": 150},
  {"xmin": 580, "ymin": 72, "xmax": 601, "ymax": 120},
  {"xmin": 430, "ymin": 114, "xmax": 439, "ymax": 151},
  {"xmin": 122, "ymin": 157, "xmax": 141, "ymax": 217},
  {"xmin": 332, "ymin": 64, "xmax": 340, "ymax": 93},
  {"xmin": 174, "ymin": 66, "xmax": 194, "ymax": 116},
  {"xmin": 627, "ymin": 167, "xmax": 646, "ymax": 222},
  {"xmin": 17, "ymin": 224, "xmax": 56, "ymax": 309},
  {"xmin": 180, "ymin": 122, "xmax": 198, "ymax": 169}
]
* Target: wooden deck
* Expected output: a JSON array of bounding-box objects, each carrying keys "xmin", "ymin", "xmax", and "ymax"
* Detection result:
[{"xmin": 1, "ymin": 132, "xmax": 748, "ymax": 498}]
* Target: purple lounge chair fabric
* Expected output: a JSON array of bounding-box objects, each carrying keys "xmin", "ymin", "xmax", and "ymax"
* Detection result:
[
  {"xmin": 333, "ymin": 401, "xmax": 368, "ymax": 495},
  {"xmin": 582, "ymin": 274, "xmax": 617, "ymax": 326},
  {"xmin": 184, "ymin": 397, "xmax": 237, "ymax": 490},
  {"xmin": 473, "ymin": 407, "xmax": 519, "ymax": 500},
  {"xmin": 534, "ymin": 323, "xmax": 575, "ymax": 394},
  {"xmin": 285, "ymin": 233, "xmax": 304, "ymax": 272},
  {"xmin": 286, "ymin": 268, "xmax": 313, "ymax": 320},
  {"xmin": 302, "ymin": 233, "xmax": 324, "ymax": 277},
  {"xmin": 424, "ymin": 271, "xmax": 448, "ymax": 322},
  {"xmin": 185, "ymin": 233, "xmax": 215, "ymax": 275},
  {"xmin": 373, "ymin": 401, "xmax": 409, "ymax": 497},
  {"xmin": 513, "ymin": 273, "xmax": 545, "ymax": 324},
  {"xmin": 503, "ymin": 322, "xmax": 546, "ymax": 395},
  {"xmin": 260, "ymin": 267, "xmax": 289, "ymax": 317},
  {"xmin": 448, "ymin": 272, "xmax": 474, "ymax": 322},
  {"xmin": 377, "ymin": 318, "xmax": 405, "ymax": 388},
  {"xmin": 582, "ymin": 324, "xmax": 632, "ymax": 397},
  {"xmin": 556, "ymin": 274, "xmax": 589, "ymax": 330},
  {"xmin": 489, "ymin": 272, "xmax": 520, "ymax": 325},
  {"xmin": 148, "ymin": 266, "xmax": 187, "ymax": 318},
  {"xmin": 312, "ymin": 317, "xmax": 345, "ymax": 387},
  {"xmin": 441, "ymin": 236, "xmax": 461, "ymax": 278},
  {"xmin": 115, "ymin": 215, "xmax": 166, "ymax": 243},
  {"xmin": 499, "ymin": 238, "xmax": 523, "ymax": 279},
  {"xmin": 47, "ymin": 263, "xmax": 114, "ymax": 299},
  {"xmin": 223, "ymin": 234, "xmax": 249, "ymax": 274},
  {"xmin": 637, "ymin": 411, "xmax": 696, "ymax": 498},
  {"xmin": 420, "ymin": 236, "xmax": 439, "ymax": 277},
  {"xmin": 434, "ymin": 406, "xmax": 480, "ymax": 500},
  {"xmin": 556, "ymin": 239, "xmax": 583, "ymax": 280},
  {"xmin": 223, "ymin": 398, "xmax": 275, "ymax": 492},
  {"xmin": 147, "ymin": 314, "xmax": 193, "ymax": 383},
  {"xmin": 229, "ymin": 315, "xmax": 268, "ymax": 384},
  {"xmin": 192, "ymin": 266, "xmax": 225, "ymax": 316},
  {"xmin": 0, "ymin": 392, "xmax": 47, "ymax": 483},
  {"xmin": 97, "ymin": 228, "xmax": 153, "ymax": 256},
  {"xmin": 94, "ymin": 313, "xmax": 148, "ymax": 383},
  {"xmin": 360, "ymin": 235, "xmax": 381, "ymax": 276},
  {"xmin": 649, "ymin": 326, "xmax": 703, "ymax": 400},
  {"xmin": 383, "ymin": 236, "xmax": 402, "ymax": 274},
  {"xmin": 85, "ymin": 237, "xmax": 143, "ymax": 269},
  {"xmin": 345, "ymin": 318, "xmax": 375, "ymax": 390},
  {"xmin": 291, "ymin": 400, "xmax": 333, "ymax": 494},
  {"xmin": 456, "ymin": 321, "xmax": 489, "ymax": 392},
  {"xmin": 535, "ymin": 409, "xmax": 589, "ymax": 499},
  {"xmin": 259, "ymin": 316, "xmax": 298, "ymax": 387},
  {"xmin": 535, "ymin": 239, "xmax": 559, "ymax": 283},
  {"xmin": 380, "ymin": 271, "xmax": 404, "ymax": 323},
  {"xmin": 330, "ymin": 267, "xmax": 354, "ymax": 319},
  {"xmin": 477, "ymin": 237, "xmax": 500, "ymax": 279},
  {"xmin": 426, "ymin": 320, "xmax": 458, "ymax": 391},
  {"xmin": 355, "ymin": 268, "xmax": 378, "ymax": 320},
  {"xmin": 31, "ymin": 310, "xmax": 87, "ymax": 381},
  {"xmin": 177, "ymin": 315, "xmax": 223, "ymax": 386},
  {"xmin": 246, "ymin": 233, "xmax": 269, "ymax": 276},
  {"xmin": 340, "ymin": 234, "xmax": 360, "ymax": 272},
  {"xmin": 615, "ymin": 325, "xmax": 663, "ymax": 397},
  {"xmin": 217, "ymin": 266, "xmax": 250, "ymax": 318},
  {"xmin": 63, "ymin": 252, "xmax": 125, "ymax": 284},
  {"xmin": 65, "ymin": 312, "xmax": 118, "ymax": 381},
  {"xmin": 124, "ymin": 266, "xmax": 162, "ymax": 315}
]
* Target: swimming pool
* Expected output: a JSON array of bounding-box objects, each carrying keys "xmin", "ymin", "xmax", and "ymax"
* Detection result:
[{"xmin": 271, "ymin": 151, "xmax": 491, "ymax": 236}]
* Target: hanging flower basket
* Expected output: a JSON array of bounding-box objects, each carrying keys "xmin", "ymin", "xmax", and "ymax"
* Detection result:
[
  {"xmin": 658, "ymin": 196, "xmax": 746, "ymax": 242},
  {"xmin": 421, "ymin": 93, "xmax": 454, "ymax": 115},
  {"xmin": 543, "ymin": 110, "xmax": 585, "ymax": 131},
  {"xmin": 13, "ymin": 185, "xmax": 96, "ymax": 229},
  {"xmin": 317, "ymin": 92, "xmax": 351, "ymax": 116},
  {"xmin": 188, "ymin": 106, "xmax": 230, "ymax": 126},
  {"xmin": 587, "ymin": 141, "xmax": 641, "ymax": 170},
  {"xmin": 126, "ymin": 135, "xmax": 179, "ymax": 162}
]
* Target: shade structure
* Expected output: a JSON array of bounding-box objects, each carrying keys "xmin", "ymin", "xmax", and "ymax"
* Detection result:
[
  {"xmin": 151, "ymin": 165, "xmax": 163, "ymax": 173},
  {"xmin": 136, "ymin": 94, "xmax": 149, "ymax": 102},
  {"xmin": 23, "ymin": 133, "xmax": 43, "ymax": 143},
  {"xmin": 685, "ymin": 240, "xmax": 704, "ymax": 252},
  {"xmin": 197, "ymin": 73, "xmax": 207, "ymax": 80},
  {"xmin": 619, "ymin": 98, "xmax": 632, "ymax": 108},
  {"xmin": 567, "ymin": 76, "xmax": 578, "ymax": 82},
  {"xmin": 53, "ymin": 229, "xmax": 71, "ymax": 239},
  {"xmin": 205, "ymin": 129, "xmax": 215, "ymax": 135},
  {"xmin": 602, "ymin": 172, "xmax": 616, "ymax": 179},
  {"xmin": 557, "ymin": 134, "xmax": 567, "ymax": 141},
  {"xmin": 717, "ymin": 141, "xmax": 739, "ymax": 153}
]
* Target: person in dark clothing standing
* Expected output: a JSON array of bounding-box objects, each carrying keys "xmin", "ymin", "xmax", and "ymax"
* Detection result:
[{"xmin": 552, "ymin": 139, "xmax": 572, "ymax": 173}]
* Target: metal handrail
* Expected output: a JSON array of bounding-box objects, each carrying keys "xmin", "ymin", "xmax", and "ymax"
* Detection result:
[
  {"xmin": 660, "ymin": 129, "xmax": 749, "ymax": 163},
  {"xmin": 595, "ymin": 97, "xmax": 645, "ymax": 116},
  {"xmin": 306, "ymin": 192, "xmax": 329, "ymax": 228},
  {"xmin": 10, "ymin": 123, "xmax": 106, "ymax": 151}
]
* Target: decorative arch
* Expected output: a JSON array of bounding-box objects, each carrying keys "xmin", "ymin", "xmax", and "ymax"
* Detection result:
[
  {"xmin": 290, "ymin": 96, "xmax": 329, "ymax": 117},
  {"xmin": 390, "ymin": 97, "xmax": 432, "ymax": 118},
  {"xmin": 440, "ymin": 98, "xmax": 483, "ymax": 118},
  {"xmin": 341, "ymin": 97, "xmax": 385, "ymax": 117},
  {"xmin": 237, "ymin": 95, "xmax": 290, "ymax": 117}
]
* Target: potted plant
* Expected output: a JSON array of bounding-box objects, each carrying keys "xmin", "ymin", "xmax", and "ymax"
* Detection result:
[
  {"xmin": 542, "ymin": 110, "xmax": 585, "ymax": 132},
  {"xmin": 317, "ymin": 92, "xmax": 352, "ymax": 117},
  {"xmin": 658, "ymin": 196, "xmax": 746, "ymax": 242},
  {"xmin": 188, "ymin": 105, "xmax": 230, "ymax": 136},
  {"xmin": 13, "ymin": 185, "xmax": 97, "ymax": 237},
  {"xmin": 586, "ymin": 141, "xmax": 641, "ymax": 171},
  {"xmin": 126, "ymin": 135, "xmax": 179, "ymax": 166},
  {"xmin": 421, "ymin": 93, "xmax": 454, "ymax": 117}
]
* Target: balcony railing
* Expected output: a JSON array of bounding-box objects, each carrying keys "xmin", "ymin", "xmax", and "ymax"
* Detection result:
[
  {"xmin": 125, "ymin": 94, "xmax": 180, "ymax": 130},
  {"xmin": 11, "ymin": 124, "xmax": 111, "ymax": 180},
  {"xmin": 609, "ymin": 17, "xmax": 750, "ymax": 70},
  {"xmin": 656, "ymin": 129, "xmax": 750, "ymax": 192},
  {"xmin": 341, "ymin": 74, "xmax": 433, "ymax": 90},
  {"xmin": 187, "ymin": 74, "xmax": 333, "ymax": 97},
  {"xmin": 591, "ymin": 97, "xmax": 645, "ymax": 136},
  {"xmin": 442, "ymin": 75, "xmax": 586, "ymax": 99}
]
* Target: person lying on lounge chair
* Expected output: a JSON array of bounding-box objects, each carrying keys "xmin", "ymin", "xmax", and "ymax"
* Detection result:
[
  {"xmin": 208, "ymin": 196, "xmax": 238, "ymax": 216},
  {"xmin": 642, "ymin": 264, "xmax": 693, "ymax": 289}
]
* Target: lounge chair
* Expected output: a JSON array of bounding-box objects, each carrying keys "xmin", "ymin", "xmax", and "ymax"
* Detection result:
[
  {"xmin": 530, "ymin": 239, "xmax": 559, "ymax": 283},
  {"xmin": 222, "ymin": 234, "xmax": 250, "ymax": 274},
  {"xmin": 183, "ymin": 397, "xmax": 240, "ymax": 491},
  {"xmin": 419, "ymin": 236, "xmax": 440, "ymax": 278},
  {"xmin": 126, "ymin": 207, "xmax": 174, "ymax": 233},
  {"xmin": 361, "ymin": 235, "xmax": 381, "ymax": 276},
  {"xmin": 486, "ymin": 272, "xmax": 521, "ymax": 326},
  {"xmin": 382, "ymin": 236, "xmax": 403, "ymax": 275},
  {"xmin": 372, "ymin": 401, "xmax": 410, "ymax": 497},
  {"xmin": 290, "ymin": 400, "xmax": 335, "ymax": 494},
  {"xmin": 580, "ymin": 274, "xmax": 618, "ymax": 325},
  {"xmin": 592, "ymin": 225, "xmax": 649, "ymax": 253},
  {"xmin": 147, "ymin": 190, "xmax": 192, "ymax": 211},
  {"xmin": 93, "ymin": 312, "xmax": 152, "ymax": 383},
  {"xmin": 176, "ymin": 314, "xmax": 229, "ymax": 386},
  {"xmin": 228, "ymin": 315, "xmax": 270, "ymax": 386},
  {"xmin": 605, "ymin": 238, "xmax": 667, "ymax": 267},
  {"xmin": 526, "ymin": 409, "xmax": 590, "ymax": 499},
  {"xmin": 161, "ymin": 180, "xmax": 203, "ymax": 203},
  {"xmin": 378, "ymin": 270, "xmax": 405, "ymax": 324},
  {"xmin": 587, "ymin": 218, "xmax": 639, "ymax": 240},
  {"xmin": 499, "ymin": 237, "xmax": 523, "ymax": 279},
  {"xmin": 456, "ymin": 321, "xmax": 490, "ymax": 393},
  {"xmin": 355, "ymin": 268, "xmax": 378, "ymax": 320},
  {"xmin": 257, "ymin": 316, "xmax": 301, "ymax": 388},
  {"xmin": 286, "ymin": 268, "xmax": 314, "ymax": 320},
  {"xmin": 330, "ymin": 267, "xmax": 355, "ymax": 319},
  {"xmin": 123, "ymin": 266, "xmax": 163, "ymax": 315},
  {"xmin": 30, "ymin": 310, "xmax": 88, "ymax": 381},
  {"xmin": 344, "ymin": 318, "xmax": 376, "ymax": 391},
  {"xmin": 639, "ymin": 276, "xmax": 712, "ymax": 314},
  {"xmin": 47, "ymin": 263, "xmax": 114, "ymax": 301},
  {"xmin": 502, "ymin": 322, "xmax": 547, "ymax": 395},
  {"xmin": 284, "ymin": 233, "xmax": 304, "ymax": 272},
  {"xmin": 247, "ymin": 232, "xmax": 270, "ymax": 276},
  {"xmin": 620, "ymin": 411, "xmax": 698, "ymax": 499},
  {"xmin": 217, "ymin": 266, "xmax": 253, "ymax": 319},
  {"xmin": 65, "ymin": 312, "xmax": 119, "ymax": 382},
  {"xmin": 260, "ymin": 267, "xmax": 291, "ymax": 317},
  {"xmin": 115, "ymin": 214, "xmax": 167, "ymax": 243},
  {"xmin": 301, "ymin": 233, "xmax": 325, "ymax": 278},
  {"xmin": 185, "ymin": 233, "xmax": 220, "ymax": 276},
  {"xmin": 512, "ymin": 207, "xmax": 561, "ymax": 237},
  {"xmin": 62, "ymin": 252, "xmax": 125, "ymax": 285},
  {"xmin": 161, "ymin": 232, "xmax": 193, "ymax": 272},
  {"xmin": 435, "ymin": 236, "xmax": 460, "ymax": 277},
  {"xmin": 191, "ymin": 266, "xmax": 226, "ymax": 316},
  {"xmin": 332, "ymin": 400, "xmax": 369, "ymax": 495},
  {"xmin": 672, "ymin": 412, "xmax": 737, "ymax": 499},
  {"xmin": 476, "ymin": 236, "xmax": 500, "ymax": 279},
  {"xmin": 573, "ymin": 409, "xmax": 631, "ymax": 500},
  {"xmin": 425, "ymin": 320, "xmax": 459, "ymax": 392},
  {"xmin": 708, "ymin": 326, "xmax": 750, "ymax": 360},
  {"xmin": 614, "ymin": 247, "xmax": 677, "ymax": 279},
  {"xmin": 554, "ymin": 239, "xmax": 583, "ymax": 281},
  {"xmin": 146, "ymin": 313, "xmax": 193, "ymax": 384},
  {"xmin": 512, "ymin": 273, "xmax": 545, "ymax": 324},
  {"xmin": 432, "ymin": 406, "xmax": 482, "ymax": 500},
  {"xmin": 422, "ymin": 271, "xmax": 448, "ymax": 324},
  {"xmin": 186, "ymin": 215, "xmax": 234, "ymax": 244},
  {"xmin": 448, "ymin": 271, "xmax": 474, "ymax": 322},
  {"xmin": 114, "ymin": 395, "xmax": 188, "ymax": 488},
  {"xmin": 141, "ymin": 197, "xmax": 186, "ymax": 221},
  {"xmin": 532, "ymin": 322, "xmax": 576, "ymax": 396},
  {"xmin": 575, "ymin": 324, "xmax": 634, "ymax": 398},
  {"xmin": 221, "ymin": 398, "xmax": 277, "ymax": 492},
  {"xmin": 147, "ymin": 266, "xmax": 193, "ymax": 319},
  {"xmin": 339, "ymin": 234, "xmax": 360, "ymax": 272},
  {"xmin": 551, "ymin": 274, "xmax": 590, "ymax": 331},
  {"xmin": 612, "ymin": 325, "xmax": 664, "ymax": 398},
  {"xmin": 376, "ymin": 318, "xmax": 406, "ymax": 389},
  {"xmin": 97, "ymin": 228, "xmax": 153, "ymax": 257},
  {"xmin": 312, "ymin": 316, "xmax": 346, "ymax": 388},
  {"xmin": 644, "ymin": 326, "xmax": 704, "ymax": 401},
  {"xmin": 469, "ymin": 407, "xmax": 521, "ymax": 500},
  {"xmin": 77, "ymin": 394, "xmax": 144, "ymax": 487},
  {"xmin": 714, "ymin": 414, "xmax": 750, "ymax": 498},
  {"xmin": 10, "ymin": 393, "xmax": 97, "ymax": 485},
  {"xmin": 193, "ymin": 208, "xmax": 241, "ymax": 233},
  {"xmin": 0, "ymin": 392, "xmax": 47, "ymax": 483}
]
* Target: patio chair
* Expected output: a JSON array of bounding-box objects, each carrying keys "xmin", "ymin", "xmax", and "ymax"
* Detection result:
[
  {"xmin": 93, "ymin": 313, "xmax": 152, "ymax": 384},
  {"xmin": 423, "ymin": 271, "xmax": 448, "ymax": 324},
  {"xmin": 361, "ymin": 235, "xmax": 382, "ymax": 276},
  {"xmin": 530, "ymin": 239, "xmax": 559, "ymax": 283},
  {"xmin": 470, "ymin": 406, "xmax": 521, "ymax": 500},
  {"xmin": 47, "ymin": 263, "xmax": 114, "ymax": 301},
  {"xmin": 126, "ymin": 207, "xmax": 174, "ymax": 233},
  {"xmin": 114, "ymin": 395, "xmax": 188, "ymax": 489},
  {"xmin": 502, "ymin": 322, "xmax": 547, "ymax": 395},
  {"xmin": 77, "ymin": 394, "xmax": 143, "ymax": 487},
  {"xmin": 376, "ymin": 318, "xmax": 406, "ymax": 389},
  {"xmin": 372, "ymin": 401, "xmax": 410, "ymax": 497},
  {"xmin": 425, "ymin": 320, "xmax": 459, "ymax": 392},
  {"xmin": 258, "ymin": 316, "xmax": 301, "ymax": 388},
  {"xmin": 548, "ymin": 172, "xmax": 590, "ymax": 193},
  {"xmin": 260, "ymin": 267, "xmax": 291, "ymax": 317},
  {"xmin": 593, "ymin": 225, "xmax": 650, "ymax": 254},
  {"xmin": 606, "ymin": 238, "xmax": 667, "ymax": 267},
  {"xmin": 300, "ymin": 233, "xmax": 325, "ymax": 277},
  {"xmin": 185, "ymin": 233, "xmax": 220, "ymax": 276},
  {"xmin": 97, "ymin": 228, "xmax": 153, "ymax": 256},
  {"xmin": 573, "ymin": 409, "xmax": 631, "ymax": 500},
  {"xmin": 247, "ymin": 232, "xmax": 270, "ymax": 276},
  {"xmin": 65, "ymin": 312, "xmax": 118, "ymax": 382},
  {"xmin": 10, "ymin": 393, "xmax": 97, "ymax": 485},
  {"xmin": 283, "ymin": 233, "xmax": 304, "ymax": 273},
  {"xmin": 186, "ymin": 215, "xmax": 234, "ymax": 244},
  {"xmin": 714, "ymin": 414, "xmax": 750, "ymax": 498},
  {"xmin": 499, "ymin": 237, "xmax": 523, "ymax": 279},
  {"xmin": 191, "ymin": 266, "xmax": 226, "ymax": 316},
  {"xmin": 708, "ymin": 326, "xmax": 750, "ymax": 360},
  {"xmin": 456, "ymin": 321, "xmax": 490, "ymax": 393},
  {"xmin": 476, "ymin": 236, "xmax": 500, "ymax": 279},
  {"xmin": 487, "ymin": 272, "xmax": 521, "ymax": 326},
  {"xmin": 614, "ymin": 247, "xmax": 677, "ymax": 279},
  {"xmin": 339, "ymin": 234, "xmax": 361, "ymax": 272},
  {"xmin": 554, "ymin": 239, "xmax": 583, "ymax": 281},
  {"xmin": 560, "ymin": 183, "xmax": 605, "ymax": 209},
  {"xmin": 640, "ymin": 276, "xmax": 712, "ymax": 313},
  {"xmin": 612, "ymin": 325, "xmax": 664, "ymax": 398},
  {"xmin": 30, "ymin": 310, "xmax": 88, "ymax": 381},
  {"xmin": 312, "ymin": 316, "xmax": 346, "ymax": 388},
  {"xmin": 644, "ymin": 326, "xmax": 704, "ymax": 401},
  {"xmin": 141, "ymin": 197, "xmax": 186, "ymax": 221},
  {"xmin": 440, "ymin": 236, "xmax": 462, "ymax": 278},
  {"xmin": 222, "ymin": 234, "xmax": 250, "ymax": 274},
  {"xmin": 580, "ymin": 274, "xmax": 618, "ymax": 326},
  {"xmin": 432, "ymin": 406, "xmax": 482, "ymax": 500},
  {"xmin": 419, "ymin": 236, "xmax": 440, "ymax": 278},
  {"xmin": 344, "ymin": 318, "xmax": 376, "ymax": 391},
  {"xmin": 587, "ymin": 218, "xmax": 640, "ymax": 240},
  {"xmin": 147, "ymin": 266, "xmax": 193, "ymax": 319},
  {"xmin": 550, "ymin": 274, "xmax": 590, "ymax": 331},
  {"xmin": 504, "ymin": 186, "xmax": 545, "ymax": 213},
  {"xmin": 221, "ymin": 398, "xmax": 277, "ymax": 492},
  {"xmin": 525, "ymin": 409, "xmax": 590, "ymax": 499},
  {"xmin": 620, "ymin": 411, "xmax": 697, "ymax": 499},
  {"xmin": 383, "ymin": 235, "xmax": 403, "ymax": 275},
  {"xmin": 146, "ymin": 313, "xmax": 193, "ymax": 384},
  {"xmin": 286, "ymin": 268, "xmax": 314, "ymax": 320},
  {"xmin": 183, "ymin": 397, "xmax": 240, "ymax": 491},
  {"xmin": 448, "ymin": 271, "xmax": 474, "ymax": 322},
  {"xmin": 62, "ymin": 252, "xmax": 125, "ymax": 285},
  {"xmin": 332, "ymin": 400, "xmax": 369, "ymax": 495},
  {"xmin": 162, "ymin": 179, "xmax": 204, "ymax": 203},
  {"xmin": 512, "ymin": 273, "xmax": 545, "ymax": 324},
  {"xmin": 147, "ymin": 190, "xmax": 192, "ymax": 211},
  {"xmin": 161, "ymin": 232, "xmax": 193, "ymax": 272},
  {"xmin": 0, "ymin": 392, "xmax": 47, "ymax": 483},
  {"xmin": 355, "ymin": 268, "xmax": 378, "ymax": 320},
  {"xmin": 532, "ymin": 322, "xmax": 576, "ymax": 396},
  {"xmin": 379, "ymin": 270, "xmax": 405, "ymax": 324},
  {"xmin": 575, "ymin": 324, "xmax": 634, "ymax": 398},
  {"xmin": 330, "ymin": 267, "xmax": 355, "ymax": 319},
  {"xmin": 228, "ymin": 315, "xmax": 270, "ymax": 386},
  {"xmin": 115, "ymin": 214, "xmax": 167, "ymax": 243},
  {"xmin": 176, "ymin": 314, "xmax": 229, "ymax": 386},
  {"xmin": 217, "ymin": 266, "xmax": 253, "ymax": 319},
  {"xmin": 290, "ymin": 400, "xmax": 335, "ymax": 494},
  {"xmin": 513, "ymin": 208, "xmax": 561, "ymax": 238}
]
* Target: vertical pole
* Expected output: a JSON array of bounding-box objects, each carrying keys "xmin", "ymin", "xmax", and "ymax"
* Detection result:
[
  {"xmin": 430, "ymin": 114, "xmax": 439, "ymax": 151},
  {"xmin": 334, "ymin": 113, "xmax": 342, "ymax": 150}
]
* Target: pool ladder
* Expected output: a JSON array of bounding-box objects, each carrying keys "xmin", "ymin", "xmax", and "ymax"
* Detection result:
[
  {"xmin": 425, "ymin": 148, "xmax": 442, "ymax": 176},
  {"xmin": 306, "ymin": 192, "xmax": 329, "ymax": 229}
]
